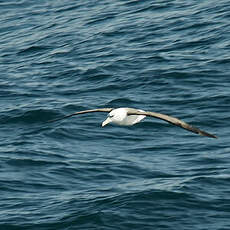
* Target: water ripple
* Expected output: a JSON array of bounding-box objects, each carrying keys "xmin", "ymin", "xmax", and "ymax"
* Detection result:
[{"xmin": 0, "ymin": 0, "xmax": 229, "ymax": 229}]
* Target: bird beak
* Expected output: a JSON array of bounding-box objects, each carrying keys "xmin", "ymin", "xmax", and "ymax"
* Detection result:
[{"xmin": 102, "ymin": 117, "xmax": 111, "ymax": 127}]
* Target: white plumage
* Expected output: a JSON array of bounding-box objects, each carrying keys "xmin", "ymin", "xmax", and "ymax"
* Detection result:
[{"xmin": 102, "ymin": 108, "xmax": 146, "ymax": 126}]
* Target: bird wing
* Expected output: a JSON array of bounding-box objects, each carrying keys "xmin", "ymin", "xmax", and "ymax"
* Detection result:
[
  {"xmin": 127, "ymin": 110, "xmax": 217, "ymax": 138},
  {"xmin": 48, "ymin": 108, "xmax": 114, "ymax": 123}
]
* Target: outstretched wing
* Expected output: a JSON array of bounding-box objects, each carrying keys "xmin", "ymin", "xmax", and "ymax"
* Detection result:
[
  {"xmin": 127, "ymin": 110, "xmax": 217, "ymax": 138},
  {"xmin": 48, "ymin": 108, "xmax": 114, "ymax": 123}
]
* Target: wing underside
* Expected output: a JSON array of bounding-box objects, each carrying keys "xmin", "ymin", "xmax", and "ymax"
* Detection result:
[
  {"xmin": 127, "ymin": 110, "xmax": 217, "ymax": 138},
  {"xmin": 48, "ymin": 108, "xmax": 114, "ymax": 123}
]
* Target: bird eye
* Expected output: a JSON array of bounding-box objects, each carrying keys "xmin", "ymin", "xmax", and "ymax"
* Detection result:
[{"xmin": 109, "ymin": 114, "xmax": 114, "ymax": 118}]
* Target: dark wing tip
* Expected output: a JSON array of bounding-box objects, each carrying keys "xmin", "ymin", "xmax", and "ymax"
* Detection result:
[
  {"xmin": 198, "ymin": 130, "xmax": 218, "ymax": 139},
  {"xmin": 180, "ymin": 122, "xmax": 217, "ymax": 139},
  {"xmin": 47, "ymin": 113, "xmax": 75, "ymax": 123}
]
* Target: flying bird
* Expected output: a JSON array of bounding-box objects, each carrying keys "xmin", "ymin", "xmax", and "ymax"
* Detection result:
[{"xmin": 49, "ymin": 107, "xmax": 217, "ymax": 138}]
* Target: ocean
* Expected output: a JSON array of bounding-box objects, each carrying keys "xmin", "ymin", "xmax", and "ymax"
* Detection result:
[{"xmin": 1, "ymin": 0, "xmax": 230, "ymax": 229}]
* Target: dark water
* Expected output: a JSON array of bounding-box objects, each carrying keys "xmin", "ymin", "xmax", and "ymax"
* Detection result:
[{"xmin": 1, "ymin": 0, "xmax": 230, "ymax": 229}]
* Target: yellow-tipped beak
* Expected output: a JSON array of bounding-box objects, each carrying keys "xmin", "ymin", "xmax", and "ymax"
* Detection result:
[{"xmin": 102, "ymin": 118, "xmax": 111, "ymax": 127}]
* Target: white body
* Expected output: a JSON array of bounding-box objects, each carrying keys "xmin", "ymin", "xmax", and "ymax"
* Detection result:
[{"xmin": 102, "ymin": 108, "xmax": 146, "ymax": 127}]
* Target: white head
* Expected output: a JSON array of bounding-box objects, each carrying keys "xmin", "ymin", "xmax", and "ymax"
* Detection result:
[{"xmin": 102, "ymin": 108, "xmax": 127, "ymax": 126}]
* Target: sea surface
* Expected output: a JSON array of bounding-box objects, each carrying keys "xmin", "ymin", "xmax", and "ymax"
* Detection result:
[{"xmin": 1, "ymin": 0, "xmax": 230, "ymax": 229}]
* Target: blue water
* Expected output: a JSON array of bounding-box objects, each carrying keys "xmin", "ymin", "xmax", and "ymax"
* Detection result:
[{"xmin": 1, "ymin": 0, "xmax": 230, "ymax": 229}]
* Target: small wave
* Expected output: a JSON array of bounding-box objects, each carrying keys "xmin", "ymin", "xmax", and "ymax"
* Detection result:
[
  {"xmin": 55, "ymin": 4, "xmax": 81, "ymax": 13},
  {"xmin": 106, "ymin": 98, "xmax": 139, "ymax": 107},
  {"xmin": 85, "ymin": 13, "xmax": 116, "ymax": 27},
  {"xmin": 17, "ymin": 45, "xmax": 51, "ymax": 56},
  {"xmin": 6, "ymin": 158, "xmax": 55, "ymax": 167},
  {"xmin": 1, "ymin": 109, "xmax": 58, "ymax": 124}
]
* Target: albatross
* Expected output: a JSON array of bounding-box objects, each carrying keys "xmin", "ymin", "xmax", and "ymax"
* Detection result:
[{"xmin": 49, "ymin": 107, "xmax": 217, "ymax": 138}]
